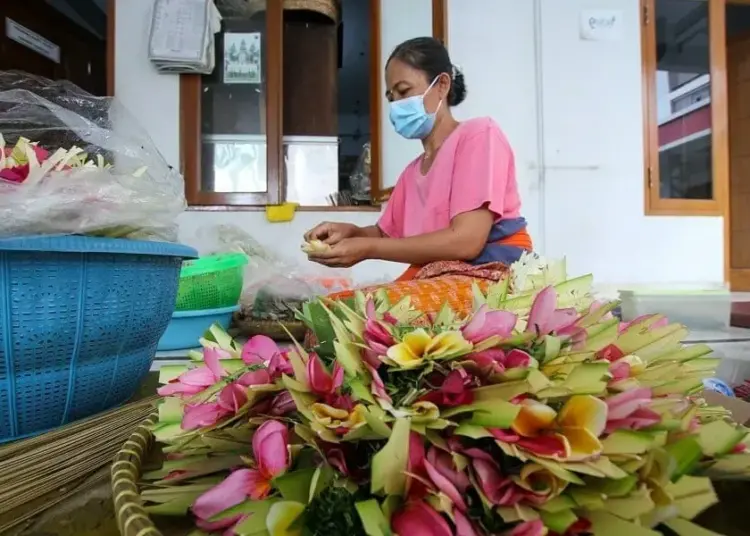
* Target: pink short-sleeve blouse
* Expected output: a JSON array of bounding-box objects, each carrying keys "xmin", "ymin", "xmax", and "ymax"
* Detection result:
[{"xmin": 378, "ymin": 117, "xmax": 521, "ymax": 239}]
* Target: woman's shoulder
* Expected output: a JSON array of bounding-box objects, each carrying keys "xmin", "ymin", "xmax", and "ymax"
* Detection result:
[{"xmin": 456, "ymin": 117, "xmax": 509, "ymax": 144}]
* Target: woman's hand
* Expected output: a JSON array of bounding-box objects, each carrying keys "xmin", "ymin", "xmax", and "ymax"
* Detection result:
[
  {"xmin": 304, "ymin": 222, "xmax": 362, "ymax": 246},
  {"xmin": 307, "ymin": 237, "xmax": 374, "ymax": 268}
]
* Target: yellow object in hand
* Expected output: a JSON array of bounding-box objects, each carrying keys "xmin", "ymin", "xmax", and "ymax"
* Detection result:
[{"xmin": 301, "ymin": 239, "xmax": 331, "ymax": 254}]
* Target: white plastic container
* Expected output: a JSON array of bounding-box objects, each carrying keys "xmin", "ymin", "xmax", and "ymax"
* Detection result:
[
  {"xmin": 711, "ymin": 341, "xmax": 750, "ymax": 386},
  {"xmin": 619, "ymin": 289, "xmax": 731, "ymax": 331}
]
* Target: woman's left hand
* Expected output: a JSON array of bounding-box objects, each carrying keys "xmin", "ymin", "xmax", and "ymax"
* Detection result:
[{"xmin": 307, "ymin": 237, "xmax": 374, "ymax": 268}]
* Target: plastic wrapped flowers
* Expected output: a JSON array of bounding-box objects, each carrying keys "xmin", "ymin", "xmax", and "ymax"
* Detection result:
[
  {"xmin": 145, "ymin": 255, "xmax": 750, "ymax": 536},
  {"xmin": 0, "ymin": 135, "xmax": 136, "ymax": 184},
  {"xmin": 0, "ymin": 71, "xmax": 186, "ymax": 240},
  {"xmin": 0, "ymin": 134, "xmax": 182, "ymax": 240}
]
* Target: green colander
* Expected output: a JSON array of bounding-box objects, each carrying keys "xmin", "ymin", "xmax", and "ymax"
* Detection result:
[{"xmin": 175, "ymin": 253, "xmax": 248, "ymax": 311}]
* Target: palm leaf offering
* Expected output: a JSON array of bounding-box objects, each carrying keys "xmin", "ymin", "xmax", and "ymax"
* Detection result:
[{"xmin": 144, "ymin": 254, "xmax": 750, "ymax": 535}]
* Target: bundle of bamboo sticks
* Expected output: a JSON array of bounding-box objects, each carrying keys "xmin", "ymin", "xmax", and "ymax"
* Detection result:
[{"xmin": 0, "ymin": 396, "xmax": 158, "ymax": 534}]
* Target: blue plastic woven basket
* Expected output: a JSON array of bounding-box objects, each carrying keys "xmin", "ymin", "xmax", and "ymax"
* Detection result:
[{"xmin": 0, "ymin": 235, "xmax": 197, "ymax": 442}]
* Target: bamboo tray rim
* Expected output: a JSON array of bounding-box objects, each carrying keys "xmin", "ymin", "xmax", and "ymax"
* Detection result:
[{"xmin": 111, "ymin": 413, "xmax": 163, "ymax": 536}]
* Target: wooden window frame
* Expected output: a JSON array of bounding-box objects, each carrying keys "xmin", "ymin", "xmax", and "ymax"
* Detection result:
[
  {"xmin": 107, "ymin": 0, "xmax": 115, "ymax": 96},
  {"xmin": 724, "ymin": 0, "xmax": 750, "ymax": 288},
  {"xmin": 181, "ymin": 0, "xmax": 283, "ymax": 207},
  {"xmin": 181, "ymin": 0, "xmax": 448, "ymax": 210},
  {"xmin": 641, "ymin": 0, "xmax": 728, "ymax": 217}
]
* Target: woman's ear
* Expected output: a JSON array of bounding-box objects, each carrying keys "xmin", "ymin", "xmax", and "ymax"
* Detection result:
[{"xmin": 438, "ymin": 72, "xmax": 452, "ymax": 100}]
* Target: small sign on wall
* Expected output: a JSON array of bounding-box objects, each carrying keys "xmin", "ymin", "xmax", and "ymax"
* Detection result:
[
  {"xmin": 580, "ymin": 10, "xmax": 623, "ymax": 42},
  {"xmin": 5, "ymin": 18, "xmax": 60, "ymax": 63}
]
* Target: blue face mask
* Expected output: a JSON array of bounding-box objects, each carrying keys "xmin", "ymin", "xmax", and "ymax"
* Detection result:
[{"xmin": 389, "ymin": 76, "xmax": 443, "ymax": 140}]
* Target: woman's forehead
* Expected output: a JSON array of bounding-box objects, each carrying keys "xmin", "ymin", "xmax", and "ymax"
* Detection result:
[{"xmin": 386, "ymin": 59, "xmax": 427, "ymax": 89}]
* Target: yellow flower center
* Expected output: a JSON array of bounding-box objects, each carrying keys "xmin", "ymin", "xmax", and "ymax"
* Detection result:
[{"xmin": 311, "ymin": 403, "xmax": 367, "ymax": 430}]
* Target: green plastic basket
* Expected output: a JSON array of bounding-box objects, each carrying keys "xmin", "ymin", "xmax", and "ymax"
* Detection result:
[{"xmin": 175, "ymin": 253, "xmax": 248, "ymax": 311}]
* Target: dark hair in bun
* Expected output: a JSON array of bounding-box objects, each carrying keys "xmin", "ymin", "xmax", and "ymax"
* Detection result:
[{"xmin": 387, "ymin": 37, "xmax": 467, "ymax": 107}]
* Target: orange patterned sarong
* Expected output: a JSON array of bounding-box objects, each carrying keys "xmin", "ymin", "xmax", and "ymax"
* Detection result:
[{"xmin": 326, "ymin": 227, "xmax": 532, "ymax": 316}]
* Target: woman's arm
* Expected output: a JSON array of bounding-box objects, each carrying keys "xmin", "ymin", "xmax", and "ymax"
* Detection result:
[
  {"xmin": 307, "ymin": 209, "xmax": 493, "ymax": 268},
  {"xmin": 368, "ymin": 208, "xmax": 494, "ymax": 264},
  {"xmin": 357, "ymin": 225, "xmax": 385, "ymax": 239}
]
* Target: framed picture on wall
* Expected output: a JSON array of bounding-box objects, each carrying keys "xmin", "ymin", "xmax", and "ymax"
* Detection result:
[{"xmin": 223, "ymin": 32, "xmax": 261, "ymax": 84}]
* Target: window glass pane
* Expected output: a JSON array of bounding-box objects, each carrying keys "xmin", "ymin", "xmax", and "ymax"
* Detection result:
[
  {"xmin": 655, "ymin": 0, "xmax": 712, "ymax": 200},
  {"xmin": 201, "ymin": 1, "xmax": 268, "ymax": 193},
  {"xmin": 282, "ymin": 3, "xmax": 374, "ymax": 206}
]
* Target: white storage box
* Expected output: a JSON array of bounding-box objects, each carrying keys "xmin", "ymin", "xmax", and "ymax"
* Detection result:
[
  {"xmin": 702, "ymin": 340, "xmax": 750, "ymax": 386},
  {"xmin": 619, "ymin": 289, "xmax": 731, "ymax": 331},
  {"xmin": 715, "ymin": 355, "xmax": 750, "ymax": 386}
]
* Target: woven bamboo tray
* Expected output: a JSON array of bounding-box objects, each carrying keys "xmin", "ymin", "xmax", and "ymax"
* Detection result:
[
  {"xmin": 110, "ymin": 415, "xmax": 750, "ymax": 536},
  {"xmin": 111, "ymin": 413, "xmax": 163, "ymax": 536},
  {"xmin": 232, "ymin": 313, "xmax": 308, "ymax": 342}
]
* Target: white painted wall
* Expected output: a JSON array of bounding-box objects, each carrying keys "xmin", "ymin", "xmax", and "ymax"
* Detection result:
[
  {"xmin": 448, "ymin": 0, "xmax": 543, "ymax": 250},
  {"xmin": 114, "ymin": 0, "xmax": 180, "ymax": 168},
  {"xmin": 115, "ymin": 0, "xmax": 724, "ymax": 290},
  {"xmin": 535, "ymin": 0, "xmax": 722, "ymax": 288}
]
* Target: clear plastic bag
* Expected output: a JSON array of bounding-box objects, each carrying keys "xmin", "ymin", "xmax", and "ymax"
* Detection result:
[
  {"xmin": 0, "ymin": 72, "xmax": 186, "ymax": 241},
  {"xmin": 196, "ymin": 224, "xmax": 352, "ymax": 320}
]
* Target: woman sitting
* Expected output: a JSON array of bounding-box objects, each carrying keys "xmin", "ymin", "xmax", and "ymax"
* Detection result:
[{"xmin": 305, "ymin": 37, "xmax": 532, "ymax": 313}]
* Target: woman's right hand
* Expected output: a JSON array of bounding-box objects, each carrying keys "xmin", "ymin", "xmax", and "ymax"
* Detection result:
[{"xmin": 304, "ymin": 222, "xmax": 361, "ymax": 246}]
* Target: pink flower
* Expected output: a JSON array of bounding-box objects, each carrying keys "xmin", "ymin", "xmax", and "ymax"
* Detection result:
[
  {"xmin": 323, "ymin": 445, "xmax": 349, "ymax": 476},
  {"xmin": 158, "ymin": 348, "xmax": 228, "ymax": 397},
  {"xmin": 307, "ymin": 353, "xmax": 344, "ymax": 397},
  {"xmin": 237, "ymin": 369, "xmax": 272, "ymax": 387},
  {"xmin": 29, "ymin": 144, "xmax": 50, "ymax": 161},
  {"xmin": 468, "ymin": 349, "xmax": 507, "ymax": 375},
  {"xmin": 507, "ymin": 520, "xmax": 548, "ymax": 536},
  {"xmin": 0, "ymin": 165, "xmax": 29, "ymax": 183},
  {"xmin": 605, "ymin": 388, "xmax": 661, "ymax": 433},
  {"xmin": 0, "ymin": 144, "xmax": 50, "ymax": 184},
  {"xmin": 269, "ymin": 391, "xmax": 296, "ymax": 416},
  {"xmin": 391, "ymin": 500, "xmax": 453, "ymax": 536},
  {"xmin": 427, "ymin": 448, "xmax": 471, "ymax": 492},
  {"xmin": 453, "ymin": 508, "xmax": 480, "ymax": 536},
  {"xmin": 505, "ymin": 349, "xmax": 533, "ymax": 368},
  {"xmin": 181, "ymin": 382, "xmax": 248, "ymax": 430},
  {"xmin": 597, "ymin": 344, "xmax": 625, "ymax": 362},
  {"xmin": 409, "ymin": 432, "xmax": 426, "ymax": 474},
  {"xmin": 195, "ymin": 514, "xmax": 246, "ymax": 534},
  {"xmin": 241, "ymin": 335, "xmax": 278, "ymax": 365},
  {"xmin": 526, "ymin": 287, "xmax": 578, "ymax": 336},
  {"xmin": 422, "ymin": 447, "xmax": 470, "ymax": 511},
  {"xmin": 365, "ymin": 363, "xmax": 392, "ymax": 404},
  {"xmin": 608, "ymin": 360, "xmax": 631, "ymax": 382},
  {"xmin": 469, "ymin": 349, "xmax": 532, "ymax": 376},
  {"xmin": 268, "ymin": 352, "xmax": 293, "ymax": 378},
  {"xmin": 406, "ymin": 432, "xmax": 429, "ymax": 496},
  {"xmin": 471, "ymin": 457, "xmax": 527, "ymax": 506},
  {"xmin": 566, "ymin": 518, "xmax": 592, "ymax": 535},
  {"xmin": 420, "ymin": 369, "xmax": 474, "ymax": 407},
  {"xmin": 192, "ymin": 421, "xmax": 290, "ymax": 524},
  {"xmin": 363, "ymin": 299, "xmax": 396, "ymax": 368},
  {"xmin": 462, "ymin": 304, "xmax": 517, "ymax": 343},
  {"xmin": 619, "ymin": 314, "xmax": 669, "ymax": 333},
  {"xmin": 490, "ymin": 428, "xmax": 569, "ymax": 458},
  {"xmin": 241, "ymin": 335, "xmax": 292, "ymax": 379}
]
